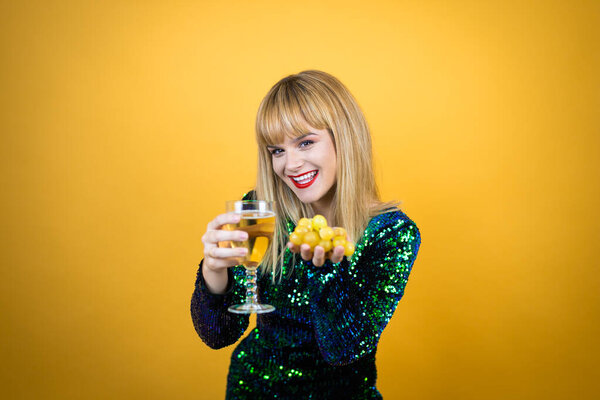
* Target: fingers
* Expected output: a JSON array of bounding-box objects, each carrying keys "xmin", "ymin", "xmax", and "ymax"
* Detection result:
[
  {"xmin": 300, "ymin": 244, "xmax": 312, "ymax": 261},
  {"xmin": 203, "ymin": 229, "xmax": 248, "ymax": 246},
  {"xmin": 207, "ymin": 246, "xmax": 248, "ymax": 260},
  {"xmin": 203, "ymin": 212, "xmax": 248, "ymax": 273},
  {"xmin": 299, "ymin": 244, "xmax": 325, "ymax": 266},
  {"xmin": 286, "ymin": 242, "xmax": 343, "ymax": 267},
  {"xmin": 287, "ymin": 242, "xmax": 317, "ymax": 262},
  {"xmin": 330, "ymin": 245, "xmax": 345, "ymax": 264},
  {"xmin": 203, "ymin": 245, "xmax": 248, "ymax": 272},
  {"xmin": 312, "ymin": 245, "xmax": 326, "ymax": 267},
  {"xmin": 206, "ymin": 256, "xmax": 246, "ymax": 270},
  {"xmin": 202, "ymin": 212, "xmax": 248, "ymax": 248},
  {"xmin": 206, "ymin": 212, "xmax": 241, "ymax": 231}
]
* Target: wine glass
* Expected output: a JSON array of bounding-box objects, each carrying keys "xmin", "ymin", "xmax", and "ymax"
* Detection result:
[{"xmin": 223, "ymin": 200, "xmax": 276, "ymax": 314}]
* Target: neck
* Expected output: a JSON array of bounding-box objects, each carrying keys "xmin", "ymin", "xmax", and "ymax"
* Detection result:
[
  {"xmin": 311, "ymin": 203, "xmax": 333, "ymax": 224},
  {"xmin": 310, "ymin": 187, "xmax": 336, "ymax": 224}
]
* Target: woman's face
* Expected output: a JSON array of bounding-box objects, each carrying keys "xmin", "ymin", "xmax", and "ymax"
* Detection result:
[{"xmin": 267, "ymin": 126, "xmax": 337, "ymax": 210}]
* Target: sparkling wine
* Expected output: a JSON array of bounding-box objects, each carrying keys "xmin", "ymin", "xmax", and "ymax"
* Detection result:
[{"xmin": 224, "ymin": 211, "xmax": 275, "ymax": 270}]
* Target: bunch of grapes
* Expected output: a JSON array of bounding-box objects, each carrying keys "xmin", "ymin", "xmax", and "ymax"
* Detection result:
[{"xmin": 288, "ymin": 215, "xmax": 355, "ymax": 257}]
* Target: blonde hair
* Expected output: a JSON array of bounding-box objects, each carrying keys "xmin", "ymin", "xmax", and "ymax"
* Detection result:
[{"xmin": 254, "ymin": 70, "xmax": 397, "ymax": 280}]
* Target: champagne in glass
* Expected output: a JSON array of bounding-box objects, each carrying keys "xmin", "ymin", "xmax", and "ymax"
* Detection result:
[
  {"xmin": 225, "ymin": 212, "xmax": 275, "ymax": 270},
  {"xmin": 224, "ymin": 200, "xmax": 276, "ymax": 314}
]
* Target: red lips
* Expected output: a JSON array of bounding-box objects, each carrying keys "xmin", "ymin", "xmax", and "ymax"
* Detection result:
[{"xmin": 288, "ymin": 170, "xmax": 318, "ymax": 189}]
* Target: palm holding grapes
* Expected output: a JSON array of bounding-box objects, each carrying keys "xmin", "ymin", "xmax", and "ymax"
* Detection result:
[{"xmin": 288, "ymin": 215, "xmax": 355, "ymax": 267}]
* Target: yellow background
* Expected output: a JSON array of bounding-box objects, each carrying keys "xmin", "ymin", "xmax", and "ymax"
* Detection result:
[{"xmin": 2, "ymin": 0, "xmax": 599, "ymax": 398}]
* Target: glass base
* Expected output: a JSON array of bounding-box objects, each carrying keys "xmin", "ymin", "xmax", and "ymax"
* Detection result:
[{"xmin": 228, "ymin": 303, "xmax": 275, "ymax": 314}]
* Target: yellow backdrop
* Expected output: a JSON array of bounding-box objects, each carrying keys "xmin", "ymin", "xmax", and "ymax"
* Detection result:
[{"xmin": 2, "ymin": 0, "xmax": 598, "ymax": 399}]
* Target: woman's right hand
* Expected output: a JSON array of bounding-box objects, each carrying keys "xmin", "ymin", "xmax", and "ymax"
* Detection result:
[
  {"xmin": 201, "ymin": 212, "xmax": 248, "ymax": 293},
  {"xmin": 287, "ymin": 242, "xmax": 345, "ymax": 267}
]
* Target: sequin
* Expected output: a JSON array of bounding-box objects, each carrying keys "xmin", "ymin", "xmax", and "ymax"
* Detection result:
[{"xmin": 191, "ymin": 210, "xmax": 421, "ymax": 399}]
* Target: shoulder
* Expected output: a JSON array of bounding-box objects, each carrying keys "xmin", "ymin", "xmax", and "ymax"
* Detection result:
[
  {"xmin": 352, "ymin": 209, "xmax": 420, "ymax": 274},
  {"xmin": 366, "ymin": 209, "xmax": 419, "ymax": 237},
  {"xmin": 242, "ymin": 190, "xmax": 256, "ymax": 200},
  {"xmin": 360, "ymin": 209, "xmax": 421, "ymax": 254}
]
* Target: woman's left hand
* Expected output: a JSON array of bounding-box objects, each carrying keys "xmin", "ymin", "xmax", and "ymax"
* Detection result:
[{"xmin": 287, "ymin": 242, "xmax": 345, "ymax": 267}]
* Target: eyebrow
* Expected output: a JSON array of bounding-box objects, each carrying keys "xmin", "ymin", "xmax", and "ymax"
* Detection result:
[{"xmin": 266, "ymin": 133, "xmax": 317, "ymax": 149}]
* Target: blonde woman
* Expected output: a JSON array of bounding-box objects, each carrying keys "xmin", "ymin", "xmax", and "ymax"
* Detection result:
[{"xmin": 192, "ymin": 70, "xmax": 421, "ymax": 399}]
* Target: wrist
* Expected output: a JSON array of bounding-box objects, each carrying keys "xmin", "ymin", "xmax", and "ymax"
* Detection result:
[{"xmin": 201, "ymin": 262, "xmax": 229, "ymax": 294}]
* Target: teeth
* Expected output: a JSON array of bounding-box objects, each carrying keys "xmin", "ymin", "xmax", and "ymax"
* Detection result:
[{"xmin": 292, "ymin": 171, "xmax": 317, "ymax": 183}]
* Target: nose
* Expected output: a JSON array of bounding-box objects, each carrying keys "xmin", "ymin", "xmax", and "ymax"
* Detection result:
[{"xmin": 285, "ymin": 149, "xmax": 303, "ymax": 173}]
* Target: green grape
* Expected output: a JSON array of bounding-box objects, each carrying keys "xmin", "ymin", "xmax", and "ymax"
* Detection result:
[
  {"xmin": 312, "ymin": 215, "xmax": 327, "ymax": 231},
  {"xmin": 318, "ymin": 239, "xmax": 333, "ymax": 252},
  {"xmin": 343, "ymin": 241, "xmax": 355, "ymax": 256},
  {"xmin": 295, "ymin": 217, "xmax": 355, "ymax": 258},
  {"xmin": 289, "ymin": 232, "xmax": 303, "ymax": 246},
  {"xmin": 332, "ymin": 236, "xmax": 346, "ymax": 249},
  {"xmin": 319, "ymin": 226, "xmax": 334, "ymax": 241},
  {"xmin": 294, "ymin": 226, "xmax": 309, "ymax": 237},
  {"xmin": 332, "ymin": 227, "xmax": 347, "ymax": 238},
  {"xmin": 303, "ymin": 231, "xmax": 320, "ymax": 249},
  {"xmin": 298, "ymin": 217, "xmax": 312, "ymax": 231}
]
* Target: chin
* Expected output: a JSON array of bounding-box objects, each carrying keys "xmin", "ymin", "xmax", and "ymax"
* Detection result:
[{"xmin": 291, "ymin": 189, "xmax": 321, "ymax": 205}]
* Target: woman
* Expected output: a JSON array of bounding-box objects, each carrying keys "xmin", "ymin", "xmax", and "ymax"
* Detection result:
[{"xmin": 191, "ymin": 70, "xmax": 421, "ymax": 399}]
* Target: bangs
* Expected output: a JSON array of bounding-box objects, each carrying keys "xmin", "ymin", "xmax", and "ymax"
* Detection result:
[{"xmin": 256, "ymin": 79, "xmax": 329, "ymax": 146}]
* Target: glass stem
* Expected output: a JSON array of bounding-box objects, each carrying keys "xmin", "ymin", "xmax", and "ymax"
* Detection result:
[{"xmin": 245, "ymin": 268, "xmax": 258, "ymax": 306}]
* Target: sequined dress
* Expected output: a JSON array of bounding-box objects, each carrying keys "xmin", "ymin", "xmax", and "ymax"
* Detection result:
[{"xmin": 191, "ymin": 210, "xmax": 420, "ymax": 399}]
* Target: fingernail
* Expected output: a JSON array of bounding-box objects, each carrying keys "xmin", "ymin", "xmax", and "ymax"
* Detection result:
[{"xmin": 238, "ymin": 233, "xmax": 248, "ymax": 240}]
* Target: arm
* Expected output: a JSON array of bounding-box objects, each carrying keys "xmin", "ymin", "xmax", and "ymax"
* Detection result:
[
  {"xmin": 190, "ymin": 261, "xmax": 249, "ymax": 349},
  {"xmin": 307, "ymin": 212, "xmax": 421, "ymax": 365},
  {"xmin": 190, "ymin": 191, "xmax": 257, "ymax": 348}
]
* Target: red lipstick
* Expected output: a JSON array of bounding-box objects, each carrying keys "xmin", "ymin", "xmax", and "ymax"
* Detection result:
[{"xmin": 288, "ymin": 170, "xmax": 318, "ymax": 189}]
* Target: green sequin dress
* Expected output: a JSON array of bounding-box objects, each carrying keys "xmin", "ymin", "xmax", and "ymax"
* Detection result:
[{"xmin": 191, "ymin": 210, "xmax": 420, "ymax": 399}]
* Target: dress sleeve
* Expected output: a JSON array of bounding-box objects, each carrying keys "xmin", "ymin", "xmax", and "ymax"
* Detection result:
[
  {"xmin": 306, "ymin": 212, "xmax": 421, "ymax": 366},
  {"xmin": 190, "ymin": 261, "xmax": 249, "ymax": 349}
]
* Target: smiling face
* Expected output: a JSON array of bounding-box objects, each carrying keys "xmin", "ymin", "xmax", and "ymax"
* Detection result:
[{"xmin": 267, "ymin": 126, "xmax": 337, "ymax": 214}]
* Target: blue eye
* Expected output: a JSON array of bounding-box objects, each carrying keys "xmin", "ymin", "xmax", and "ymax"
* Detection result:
[
  {"xmin": 299, "ymin": 140, "xmax": 314, "ymax": 148},
  {"xmin": 269, "ymin": 148, "xmax": 283, "ymax": 156}
]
